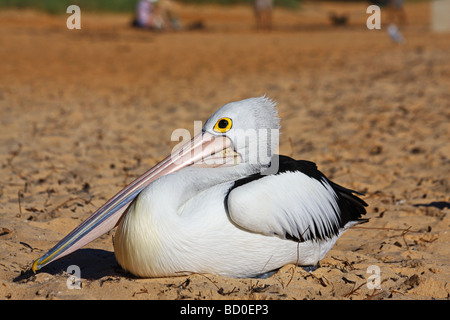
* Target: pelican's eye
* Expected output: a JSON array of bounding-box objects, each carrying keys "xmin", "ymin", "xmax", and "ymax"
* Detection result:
[{"xmin": 213, "ymin": 117, "xmax": 232, "ymax": 133}]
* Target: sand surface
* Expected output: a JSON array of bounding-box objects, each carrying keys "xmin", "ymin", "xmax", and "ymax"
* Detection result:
[{"xmin": 0, "ymin": 2, "xmax": 449, "ymax": 300}]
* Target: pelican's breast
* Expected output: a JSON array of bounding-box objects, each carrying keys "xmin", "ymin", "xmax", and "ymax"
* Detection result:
[
  {"xmin": 113, "ymin": 171, "xmax": 232, "ymax": 278},
  {"xmin": 114, "ymin": 192, "xmax": 160, "ymax": 277},
  {"xmin": 114, "ymin": 174, "xmax": 183, "ymax": 277}
]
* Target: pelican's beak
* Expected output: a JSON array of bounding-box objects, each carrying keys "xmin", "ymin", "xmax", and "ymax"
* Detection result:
[{"xmin": 32, "ymin": 131, "xmax": 238, "ymax": 272}]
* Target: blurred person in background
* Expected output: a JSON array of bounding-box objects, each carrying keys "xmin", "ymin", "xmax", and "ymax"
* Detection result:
[
  {"xmin": 387, "ymin": 0, "xmax": 407, "ymax": 26},
  {"xmin": 386, "ymin": 0, "xmax": 407, "ymax": 43},
  {"xmin": 133, "ymin": 0, "xmax": 155, "ymax": 28},
  {"xmin": 133, "ymin": 0, "xmax": 180, "ymax": 31},
  {"xmin": 253, "ymin": 0, "xmax": 273, "ymax": 31},
  {"xmin": 369, "ymin": 0, "xmax": 407, "ymax": 43},
  {"xmin": 158, "ymin": 0, "xmax": 181, "ymax": 30}
]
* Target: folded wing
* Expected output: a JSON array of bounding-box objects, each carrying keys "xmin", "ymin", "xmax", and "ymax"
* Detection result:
[{"xmin": 225, "ymin": 155, "xmax": 367, "ymax": 242}]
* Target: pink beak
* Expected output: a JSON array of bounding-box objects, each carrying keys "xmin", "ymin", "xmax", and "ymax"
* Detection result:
[{"xmin": 32, "ymin": 131, "xmax": 236, "ymax": 272}]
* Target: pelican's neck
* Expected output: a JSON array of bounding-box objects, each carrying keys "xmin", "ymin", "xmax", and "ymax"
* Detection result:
[{"xmin": 174, "ymin": 163, "xmax": 261, "ymax": 204}]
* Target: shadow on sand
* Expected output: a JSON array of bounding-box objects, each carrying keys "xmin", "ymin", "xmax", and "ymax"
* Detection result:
[{"xmin": 13, "ymin": 248, "xmax": 127, "ymax": 283}]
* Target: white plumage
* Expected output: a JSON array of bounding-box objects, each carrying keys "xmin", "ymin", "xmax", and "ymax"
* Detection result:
[{"xmin": 114, "ymin": 167, "xmax": 347, "ymax": 278}]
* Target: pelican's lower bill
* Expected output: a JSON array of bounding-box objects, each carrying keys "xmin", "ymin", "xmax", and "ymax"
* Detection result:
[{"xmin": 32, "ymin": 96, "xmax": 367, "ymax": 278}]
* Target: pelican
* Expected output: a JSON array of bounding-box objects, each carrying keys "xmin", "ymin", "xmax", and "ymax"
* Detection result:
[{"xmin": 32, "ymin": 97, "xmax": 367, "ymax": 278}]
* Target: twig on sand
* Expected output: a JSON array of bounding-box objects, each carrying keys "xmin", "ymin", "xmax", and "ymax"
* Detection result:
[
  {"xmin": 18, "ymin": 190, "xmax": 23, "ymax": 216},
  {"xmin": 344, "ymin": 281, "xmax": 366, "ymax": 298},
  {"xmin": 46, "ymin": 196, "xmax": 93, "ymax": 217},
  {"xmin": 351, "ymin": 225, "xmax": 416, "ymax": 248},
  {"xmin": 175, "ymin": 271, "xmax": 220, "ymax": 291},
  {"xmin": 286, "ymin": 226, "xmax": 311, "ymax": 288}
]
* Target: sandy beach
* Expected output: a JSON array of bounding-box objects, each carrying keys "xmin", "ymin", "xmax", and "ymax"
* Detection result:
[{"xmin": 0, "ymin": 1, "xmax": 449, "ymax": 300}]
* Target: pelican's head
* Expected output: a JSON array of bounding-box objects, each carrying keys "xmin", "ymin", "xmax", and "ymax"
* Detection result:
[
  {"xmin": 31, "ymin": 96, "xmax": 280, "ymax": 272},
  {"xmin": 202, "ymin": 96, "xmax": 280, "ymax": 167}
]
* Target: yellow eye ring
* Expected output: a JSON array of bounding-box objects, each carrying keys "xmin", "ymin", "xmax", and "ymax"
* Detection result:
[{"xmin": 213, "ymin": 117, "xmax": 233, "ymax": 133}]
